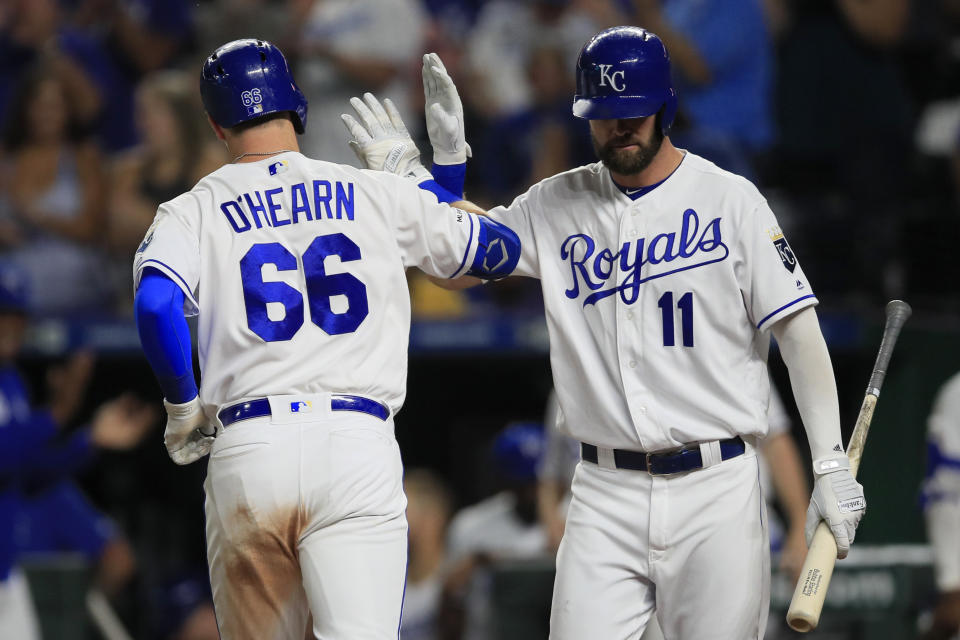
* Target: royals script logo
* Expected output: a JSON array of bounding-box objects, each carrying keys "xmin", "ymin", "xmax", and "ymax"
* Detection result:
[{"xmin": 561, "ymin": 208, "xmax": 728, "ymax": 306}]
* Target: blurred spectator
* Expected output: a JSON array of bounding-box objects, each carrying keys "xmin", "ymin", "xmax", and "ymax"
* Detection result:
[
  {"xmin": 194, "ymin": 0, "xmax": 293, "ymax": 61},
  {"xmin": 401, "ymin": 469, "xmax": 453, "ymax": 640},
  {"xmin": 773, "ymin": 0, "xmax": 912, "ymax": 299},
  {"xmin": 525, "ymin": 41, "xmax": 596, "ymax": 185},
  {"xmin": 632, "ymin": 0, "xmax": 774, "ymax": 179},
  {"xmin": 467, "ymin": 37, "xmax": 595, "ymax": 204},
  {"xmin": 463, "ymin": 0, "xmax": 600, "ymax": 120},
  {"xmin": 461, "ymin": 0, "xmax": 603, "ymax": 203},
  {"xmin": 535, "ymin": 390, "xmax": 577, "ymax": 553},
  {"xmin": 760, "ymin": 379, "xmax": 809, "ymax": 581},
  {"xmin": 108, "ymin": 70, "xmax": 227, "ymax": 303},
  {"xmin": 776, "ymin": 0, "xmax": 912, "ymax": 176},
  {"xmin": 442, "ymin": 422, "xmax": 548, "ymax": 640},
  {"xmin": 921, "ymin": 372, "xmax": 960, "ymax": 640},
  {"xmin": 152, "ymin": 572, "xmax": 220, "ymax": 640},
  {"xmin": 294, "ymin": 0, "xmax": 427, "ymax": 166},
  {"xmin": 422, "ymin": 0, "xmax": 484, "ymax": 42},
  {"xmin": 0, "ymin": 0, "xmax": 103, "ymax": 131},
  {"xmin": 2, "ymin": 64, "xmax": 111, "ymax": 315},
  {"xmin": 15, "ymin": 479, "xmax": 137, "ymax": 598},
  {"xmin": 69, "ymin": 0, "xmax": 195, "ymax": 152},
  {"xmin": 0, "ymin": 261, "xmax": 155, "ymax": 638}
]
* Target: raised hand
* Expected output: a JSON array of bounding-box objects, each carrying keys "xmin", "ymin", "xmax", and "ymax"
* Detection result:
[
  {"xmin": 422, "ymin": 53, "xmax": 471, "ymax": 166},
  {"xmin": 341, "ymin": 92, "xmax": 431, "ymax": 182},
  {"xmin": 90, "ymin": 393, "xmax": 157, "ymax": 451}
]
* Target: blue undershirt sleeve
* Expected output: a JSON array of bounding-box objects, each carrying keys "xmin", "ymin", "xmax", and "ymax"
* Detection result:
[{"xmin": 134, "ymin": 269, "xmax": 198, "ymax": 404}]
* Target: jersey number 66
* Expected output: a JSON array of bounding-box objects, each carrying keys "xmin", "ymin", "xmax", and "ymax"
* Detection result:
[{"xmin": 239, "ymin": 233, "xmax": 368, "ymax": 342}]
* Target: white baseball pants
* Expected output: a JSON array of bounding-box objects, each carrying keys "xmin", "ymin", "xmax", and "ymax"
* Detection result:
[
  {"xmin": 550, "ymin": 448, "xmax": 769, "ymax": 640},
  {"xmin": 203, "ymin": 395, "xmax": 408, "ymax": 639},
  {"xmin": 0, "ymin": 569, "xmax": 41, "ymax": 640}
]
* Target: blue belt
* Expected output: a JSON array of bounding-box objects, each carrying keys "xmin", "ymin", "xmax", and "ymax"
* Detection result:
[
  {"xmin": 581, "ymin": 436, "xmax": 745, "ymax": 475},
  {"xmin": 218, "ymin": 394, "xmax": 390, "ymax": 427}
]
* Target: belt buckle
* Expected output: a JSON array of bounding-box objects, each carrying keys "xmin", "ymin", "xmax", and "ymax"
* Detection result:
[
  {"xmin": 646, "ymin": 451, "xmax": 674, "ymax": 476},
  {"xmin": 646, "ymin": 445, "xmax": 692, "ymax": 476},
  {"xmin": 645, "ymin": 452, "xmax": 656, "ymax": 475}
]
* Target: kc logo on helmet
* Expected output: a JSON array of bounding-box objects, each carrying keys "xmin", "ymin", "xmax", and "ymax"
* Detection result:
[{"xmin": 598, "ymin": 64, "xmax": 626, "ymax": 92}]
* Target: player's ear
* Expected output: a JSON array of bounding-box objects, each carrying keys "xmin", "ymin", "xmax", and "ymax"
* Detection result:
[{"xmin": 207, "ymin": 115, "xmax": 226, "ymax": 143}]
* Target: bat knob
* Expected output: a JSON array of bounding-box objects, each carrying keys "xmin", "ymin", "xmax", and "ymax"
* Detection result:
[{"xmin": 787, "ymin": 614, "xmax": 817, "ymax": 633}]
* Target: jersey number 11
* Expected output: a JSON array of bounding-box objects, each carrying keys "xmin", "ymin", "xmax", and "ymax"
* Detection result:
[{"xmin": 657, "ymin": 291, "xmax": 694, "ymax": 348}]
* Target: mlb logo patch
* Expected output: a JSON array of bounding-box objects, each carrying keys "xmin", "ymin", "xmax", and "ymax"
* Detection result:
[
  {"xmin": 269, "ymin": 160, "xmax": 289, "ymax": 176},
  {"xmin": 290, "ymin": 401, "xmax": 312, "ymax": 413}
]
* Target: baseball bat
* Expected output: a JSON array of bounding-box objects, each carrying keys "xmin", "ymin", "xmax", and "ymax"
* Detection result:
[
  {"xmin": 86, "ymin": 588, "xmax": 135, "ymax": 640},
  {"xmin": 785, "ymin": 300, "xmax": 912, "ymax": 632}
]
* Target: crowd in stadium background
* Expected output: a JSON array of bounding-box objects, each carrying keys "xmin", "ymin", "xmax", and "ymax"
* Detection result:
[{"xmin": 1, "ymin": 0, "xmax": 960, "ymax": 638}]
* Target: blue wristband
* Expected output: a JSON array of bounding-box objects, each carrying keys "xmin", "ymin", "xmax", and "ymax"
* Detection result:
[
  {"xmin": 430, "ymin": 162, "xmax": 466, "ymax": 199},
  {"xmin": 418, "ymin": 179, "xmax": 462, "ymax": 204}
]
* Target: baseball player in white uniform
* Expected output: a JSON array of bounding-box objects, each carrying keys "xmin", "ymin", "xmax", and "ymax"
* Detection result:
[
  {"xmin": 922, "ymin": 372, "xmax": 960, "ymax": 639},
  {"xmin": 342, "ymin": 27, "xmax": 867, "ymax": 639},
  {"xmin": 132, "ymin": 39, "xmax": 520, "ymax": 640}
]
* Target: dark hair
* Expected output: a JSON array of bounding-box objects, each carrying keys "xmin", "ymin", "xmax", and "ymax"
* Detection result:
[
  {"xmin": 227, "ymin": 111, "xmax": 293, "ymax": 134},
  {"xmin": 2, "ymin": 64, "xmax": 89, "ymax": 151}
]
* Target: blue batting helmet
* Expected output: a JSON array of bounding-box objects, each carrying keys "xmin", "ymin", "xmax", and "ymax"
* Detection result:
[
  {"xmin": 200, "ymin": 39, "xmax": 308, "ymax": 134},
  {"xmin": 492, "ymin": 422, "xmax": 545, "ymax": 483},
  {"xmin": 0, "ymin": 262, "xmax": 28, "ymax": 313},
  {"xmin": 572, "ymin": 26, "xmax": 677, "ymax": 132}
]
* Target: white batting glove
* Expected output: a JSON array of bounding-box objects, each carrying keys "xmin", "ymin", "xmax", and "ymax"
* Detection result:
[
  {"xmin": 163, "ymin": 397, "xmax": 216, "ymax": 465},
  {"xmin": 805, "ymin": 455, "xmax": 866, "ymax": 559},
  {"xmin": 340, "ymin": 93, "xmax": 431, "ymax": 182},
  {"xmin": 422, "ymin": 53, "xmax": 471, "ymax": 165}
]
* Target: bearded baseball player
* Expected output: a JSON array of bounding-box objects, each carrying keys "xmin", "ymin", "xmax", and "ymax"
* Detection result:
[
  {"xmin": 132, "ymin": 39, "xmax": 519, "ymax": 640},
  {"xmin": 343, "ymin": 26, "xmax": 866, "ymax": 639}
]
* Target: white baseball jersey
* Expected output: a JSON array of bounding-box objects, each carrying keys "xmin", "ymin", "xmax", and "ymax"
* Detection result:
[
  {"xmin": 924, "ymin": 372, "xmax": 960, "ymax": 591},
  {"xmin": 133, "ymin": 151, "xmax": 485, "ymax": 420},
  {"xmin": 486, "ymin": 152, "xmax": 816, "ymax": 451}
]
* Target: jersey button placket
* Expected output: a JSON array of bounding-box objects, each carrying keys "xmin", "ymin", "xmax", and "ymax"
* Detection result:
[
  {"xmin": 621, "ymin": 205, "xmax": 649, "ymax": 438},
  {"xmin": 615, "ymin": 206, "xmax": 635, "ymax": 387},
  {"xmin": 635, "ymin": 213, "xmax": 658, "ymax": 440}
]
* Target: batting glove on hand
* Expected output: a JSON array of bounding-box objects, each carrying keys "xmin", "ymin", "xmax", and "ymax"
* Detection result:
[
  {"xmin": 805, "ymin": 455, "xmax": 866, "ymax": 559},
  {"xmin": 341, "ymin": 93, "xmax": 431, "ymax": 182},
  {"xmin": 422, "ymin": 53, "xmax": 471, "ymax": 166},
  {"xmin": 163, "ymin": 397, "xmax": 215, "ymax": 465}
]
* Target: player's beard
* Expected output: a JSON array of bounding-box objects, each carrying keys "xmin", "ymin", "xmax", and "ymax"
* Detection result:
[{"xmin": 593, "ymin": 120, "xmax": 664, "ymax": 176}]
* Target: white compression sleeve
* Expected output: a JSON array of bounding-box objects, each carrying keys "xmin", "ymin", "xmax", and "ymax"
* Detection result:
[{"xmin": 771, "ymin": 306, "xmax": 844, "ymax": 461}]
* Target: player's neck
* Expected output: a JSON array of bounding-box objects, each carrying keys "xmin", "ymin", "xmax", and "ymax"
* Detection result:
[
  {"xmin": 609, "ymin": 137, "xmax": 684, "ymax": 189},
  {"xmin": 226, "ymin": 122, "xmax": 300, "ymax": 163}
]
